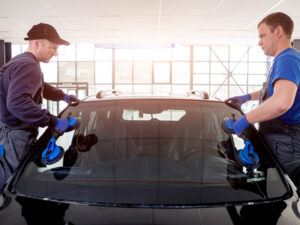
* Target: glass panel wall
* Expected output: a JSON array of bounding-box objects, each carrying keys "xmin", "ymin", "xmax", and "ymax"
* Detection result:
[{"xmin": 12, "ymin": 44, "xmax": 269, "ymax": 102}]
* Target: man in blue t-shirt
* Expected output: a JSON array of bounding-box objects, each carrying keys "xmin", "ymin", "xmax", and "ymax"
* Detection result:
[
  {"xmin": 0, "ymin": 23, "xmax": 80, "ymax": 197},
  {"xmin": 228, "ymin": 12, "xmax": 300, "ymax": 186}
]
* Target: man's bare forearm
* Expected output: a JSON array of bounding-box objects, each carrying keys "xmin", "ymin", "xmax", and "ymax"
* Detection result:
[{"xmin": 249, "ymin": 90, "xmax": 261, "ymax": 101}]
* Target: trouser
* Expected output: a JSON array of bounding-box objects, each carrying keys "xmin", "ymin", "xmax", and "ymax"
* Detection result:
[
  {"xmin": 259, "ymin": 118, "xmax": 300, "ymax": 178},
  {"xmin": 0, "ymin": 122, "xmax": 38, "ymax": 194}
]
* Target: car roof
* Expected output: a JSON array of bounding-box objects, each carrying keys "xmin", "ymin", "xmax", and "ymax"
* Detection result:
[{"xmin": 82, "ymin": 90, "xmax": 222, "ymax": 102}]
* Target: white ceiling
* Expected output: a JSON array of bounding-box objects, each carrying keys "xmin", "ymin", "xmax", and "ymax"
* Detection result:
[{"xmin": 0, "ymin": 0, "xmax": 300, "ymax": 45}]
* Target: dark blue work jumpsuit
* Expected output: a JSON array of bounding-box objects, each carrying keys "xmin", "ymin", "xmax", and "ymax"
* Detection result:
[
  {"xmin": 0, "ymin": 52, "xmax": 65, "ymax": 194},
  {"xmin": 259, "ymin": 56, "xmax": 300, "ymax": 186}
]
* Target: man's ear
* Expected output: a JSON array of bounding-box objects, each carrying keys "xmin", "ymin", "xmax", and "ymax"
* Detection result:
[
  {"xmin": 33, "ymin": 40, "xmax": 40, "ymax": 50},
  {"xmin": 276, "ymin": 25, "xmax": 284, "ymax": 38}
]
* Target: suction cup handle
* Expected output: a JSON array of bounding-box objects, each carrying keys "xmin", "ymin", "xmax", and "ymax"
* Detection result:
[
  {"xmin": 222, "ymin": 118, "xmax": 235, "ymax": 134},
  {"xmin": 238, "ymin": 140, "xmax": 259, "ymax": 166},
  {"xmin": 41, "ymin": 138, "xmax": 64, "ymax": 165},
  {"xmin": 66, "ymin": 117, "xmax": 80, "ymax": 132},
  {"xmin": 246, "ymin": 141, "xmax": 257, "ymax": 162}
]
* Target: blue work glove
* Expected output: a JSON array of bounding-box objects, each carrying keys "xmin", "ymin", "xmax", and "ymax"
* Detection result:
[
  {"xmin": 233, "ymin": 115, "xmax": 250, "ymax": 136},
  {"xmin": 64, "ymin": 94, "xmax": 80, "ymax": 104},
  {"xmin": 226, "ymin": 94, "xmax": 251, "ymax": 107},
  {"xmin": 0, "ymin": 145, "xmax": 4, "ymax": 157},
  {"xmin": 55, "ymin": 118, "xmax": 69, "ymax": 133}
]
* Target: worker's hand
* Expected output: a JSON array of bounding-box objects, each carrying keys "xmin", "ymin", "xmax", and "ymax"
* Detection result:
[
  {"xmin": 55, "ymin": 118, "xmax": 69, "ymax": 134},
  {"xmin": 226, "ymin": 94, "xmax": 251, "ymax": 107},
  {"xmin": 64, "ymin": 94, "xmax": 80, "ymax": 104},
  {"xmin": 233, "ymin": 115, "xmax": 250, "ymax": 136}
]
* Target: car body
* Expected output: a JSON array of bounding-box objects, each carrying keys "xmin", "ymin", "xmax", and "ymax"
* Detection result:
[{"xmin": 0, "ymin": 90, "xmax": 300, "ymax": 225}]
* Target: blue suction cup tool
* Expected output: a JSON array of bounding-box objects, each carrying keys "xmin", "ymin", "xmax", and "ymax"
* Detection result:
[
  {"xmin": 222, "ymin": 118, "xmax": 235, "ymax": 134},
  {"xmin": 66, "ymin": 117, "xmax": 80, "ymax": 132},
  {"xmin": 237, "ymin": 140, "xmax": 259, "ymax": 167},
  {"xmin": 68, "ymin": 117, "xmax": 77, "ymax": 128},
  {"xmin": 41, "ymin": 138, "xmax": 64, "ymax": 165},
  {"xmin": 0, "ymin": 145, "xmax": 4, "ymax": 157}
]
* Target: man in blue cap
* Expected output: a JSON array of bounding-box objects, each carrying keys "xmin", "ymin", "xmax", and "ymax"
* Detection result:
[
  {"xmin": 0, "ymin": 23, "xmax": 80, "ymax": 197},
  {"xmin": 228, "ymin": 12, "xmax": 300, "ymax": 187}
]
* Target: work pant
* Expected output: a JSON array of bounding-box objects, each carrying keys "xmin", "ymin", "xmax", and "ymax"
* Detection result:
[
  {"xmin": 259, "ymin": 118, "xmax": 300, "ymax": 179},
  {"xmin": 0, "ymin": 122, "xmax": 38, "ymax": 194}
]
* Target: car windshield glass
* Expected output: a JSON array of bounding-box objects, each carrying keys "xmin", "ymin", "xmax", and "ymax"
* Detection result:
[{"xmin": 15, "ymin": 99, "xmax": 289, "ymax": 207}]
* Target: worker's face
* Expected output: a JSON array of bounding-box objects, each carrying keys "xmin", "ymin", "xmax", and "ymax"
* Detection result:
[
  {"xmin": 258, "ymin": 23, "xmax": 279, "ymax": 57},
  {"xmin": 36, "ymin": 40, "xmax": 58, "ymax": 63}
]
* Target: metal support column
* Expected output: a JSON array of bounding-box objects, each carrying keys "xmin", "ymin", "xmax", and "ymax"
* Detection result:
[
  {"xmin": 0, "ymin": 40, "xmax": 5, "ymax": 67},
  {"xmin": 5, "ymin": 42, "xmax": 11, "ymax": 63}
]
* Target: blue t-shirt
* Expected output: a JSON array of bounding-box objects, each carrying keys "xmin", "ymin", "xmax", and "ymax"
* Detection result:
[{"xmin": 268, "ymin": 48, "xmax": 300, "ymax": 124}]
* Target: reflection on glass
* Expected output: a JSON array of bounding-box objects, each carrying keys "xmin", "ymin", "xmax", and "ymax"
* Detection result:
[
  {"xmin": 154, "ymin": 63, "xmax": 170, "ymax": 83},
  {"xmin": 58, "ymin": 62, "xmax": 75, "ymax": 82},
  {"xmin": 76, "ymin": 44, "xmax": 95, "ymax": 61},
  {"xmin": 77, "ymin": 62, "xmax": 95, "ymax": 83},
  {"xmin": 115, "ymin": 62, "xmax": 132, "ymax": 83},
  {"xmin": 172, "ymin": 62, "xmax": 190, "ymax": 84},
  {"xmin": 17, "ymin": 100, "xmax": 289, "ymax": 206},
  {"xmin": 95, "ymin": 62, "xmax": 112, "ymax": 83},
  {"xmin": 134, "ymin": 62, "xmax": 152, "ymax": 83},
  {"xmin": 41, "ymin": 62, "xmax": 57, "ymax": 82},
  {"xmin": 123, "ymin": 109, "xmax": 186, "ymax": 121}
]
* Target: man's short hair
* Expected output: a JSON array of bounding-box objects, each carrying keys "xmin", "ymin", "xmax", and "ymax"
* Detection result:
[{"xmin": 258, "ymin": 12, "xmax": 294, "ymax": 39}]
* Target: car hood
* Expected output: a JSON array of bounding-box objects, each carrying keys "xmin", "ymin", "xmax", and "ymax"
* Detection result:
[{"xmin": 1, "ymin": 192, "xmax": 300, "ymax": 225}]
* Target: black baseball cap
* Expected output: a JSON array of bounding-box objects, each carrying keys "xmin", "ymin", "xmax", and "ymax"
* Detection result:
[{"xmin": 24, "ymin": 23, "xmax": 70, "ymax": 46}]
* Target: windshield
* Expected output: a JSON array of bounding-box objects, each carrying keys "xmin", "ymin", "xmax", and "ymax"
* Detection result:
[{"xmin": 15, "ymin": 99, "xmax": 289, "ymax": 207}]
